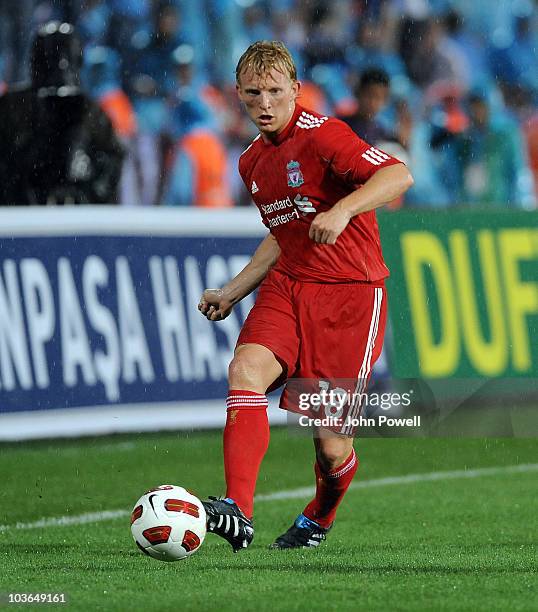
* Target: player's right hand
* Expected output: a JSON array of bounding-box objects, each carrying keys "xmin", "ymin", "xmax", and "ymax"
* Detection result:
[{"xmin": 198, "ymin": 289, "xmax": 234, "ymax": 321}]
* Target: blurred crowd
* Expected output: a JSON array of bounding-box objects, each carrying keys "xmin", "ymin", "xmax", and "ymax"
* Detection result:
[{"xmin": 1, "ymin": 0, "xmax": 537, "ymax": 208}]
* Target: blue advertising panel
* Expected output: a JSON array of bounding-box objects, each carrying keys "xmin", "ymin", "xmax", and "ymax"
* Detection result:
[{"xmin": 0, "ymin": 208, "xmax": 269, "ymax": 438}]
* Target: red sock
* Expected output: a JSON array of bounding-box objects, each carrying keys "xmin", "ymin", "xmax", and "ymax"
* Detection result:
[
  {"xmin": 223, "ymin": 390, "xmax": 269, "ymax": 519},
  {"xmin": 303, "ymin": 449, "xmax": 358, "ymax": 528}
]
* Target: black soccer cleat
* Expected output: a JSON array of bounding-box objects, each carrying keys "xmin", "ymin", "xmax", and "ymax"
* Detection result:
[
  {"xmin": 270, "ymin": 514, "xmax": 331, "ymax": 549},
  {"xmin": 202, "ymin": 497, "xmax": 254, "ymax": 552}
]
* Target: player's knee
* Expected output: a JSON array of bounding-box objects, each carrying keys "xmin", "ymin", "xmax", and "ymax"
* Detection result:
[
  {"xmin": 228, "ymin": 352, "xmax": 266, "ymax": 393},
  {"xmin": 316, "ymin": 444, "xmax": 352, "ymax": 472}
]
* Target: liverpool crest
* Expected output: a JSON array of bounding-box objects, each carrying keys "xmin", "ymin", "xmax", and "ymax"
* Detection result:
[{"xmin": 286, "ymin": 160, "xmax": 304, "ymax": 188}]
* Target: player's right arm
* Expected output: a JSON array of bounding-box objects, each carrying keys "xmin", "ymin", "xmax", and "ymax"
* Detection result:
[{"xmin": 198, "ymin": 233, "xmax": 280, "ymax": 321}]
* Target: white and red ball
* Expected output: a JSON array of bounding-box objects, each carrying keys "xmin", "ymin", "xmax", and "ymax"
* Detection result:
[{"xmin": 130, "ymin": 485, "xmax": 206, "ymax": 561}]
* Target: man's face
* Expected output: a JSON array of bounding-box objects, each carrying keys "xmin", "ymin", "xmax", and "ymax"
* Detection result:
[
  {"xmin": 236, "ymin": 66, "xmax": 299, "ymax": 138},
  {"xmin": 357, "ymin": 83, "xmax": 389, "ymax": 120}
]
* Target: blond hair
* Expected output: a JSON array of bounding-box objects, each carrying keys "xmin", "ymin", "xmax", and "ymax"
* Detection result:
[{"xmin": 236, "ymin": 41, "xmax": 297, "ymax": 84}]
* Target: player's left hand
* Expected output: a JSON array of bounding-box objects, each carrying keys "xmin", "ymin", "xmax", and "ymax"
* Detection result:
[{"xmin": 308, "ymin": 208, "xmax": 350, "ymax": 244}]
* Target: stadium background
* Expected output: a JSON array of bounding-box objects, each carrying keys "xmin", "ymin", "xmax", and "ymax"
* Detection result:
[{"xmin": 0, "ymin": 2, "xmax": 537, "ymax": 611}]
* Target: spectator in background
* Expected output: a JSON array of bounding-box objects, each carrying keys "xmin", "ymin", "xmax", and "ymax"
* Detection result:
[
  {"xmin": 346, "ymin": 17, "xmax": 407, "ymax": 81},
  {"xmin": 441, "ymin": 9, "xmax": 486, "ymax": 89},
  {"xmin": 129, "ymin": 73, "xmax": 168, "ymax": 205},
  {"xmin": 301, "ymin": 2, "xmax": 358, "ymax": 118},
  {"xmin": 345, "ymin": 68, "xmax": 410, "ymax": 210},
  {"xmin": 204, "ymin": 0, "xmax": 244, "ymax": 86},
  {"xmin": 0, "ymin": 21, "xmax": 123, "ymax": 205},
  {"xmin": 426, "ymin": 83, "xmax": 468, "ymax": 203},
  {"xmin": 168, "ymin": 44, "xmax": 215, "ymax": 133},
  {"xmin": 436, "ymin": 10, "xmax": 472, "ymax": 89},
  {"xmin": 162, "ymin": 125, "xmax": 232, "ymax": 208},
  {"xmin": 303, "ymin": 2, "xmax": 347, "ymax": 70},
  {"xmin": 346, "ymin": 68, "xmax": 396, "ymax": 145},
  {"xmin": 162, "ymin": 95, "xmax": 232, "ymax": 210},
  {"xmin": 454, "ymin": 91, "xmax": 534, "ymax": 208},
  {"xmin": 271, "ymin": 3, "xmax": 307, "ymax": 66},
  {"xmin": 399, "ymin": 16, "xmax": 454, "ymax": 88},
  {"xmin": 114, "ymin": 2, "xmax": 188, "ymax": 206},
  {"xmin": 82, "ymin": 45, "xmax": 140, "ymax": 206},
  {"xmin": 488, "ymin": 73, "xmax": 537, "ymax": 207},
  {"xmin": 134, "ymin": 3, "xmax": 186, "ymax": 97},
  {"xmin": 162, "ymin": 44, "xmax": 232, "ymax": 208},
  {"xmin": 82, "ymin": 45, "xmax": 137, "ymax": 138},
  {"xmin": 106, "ymin": 0, "xmax": 152, "ymax": 92}
]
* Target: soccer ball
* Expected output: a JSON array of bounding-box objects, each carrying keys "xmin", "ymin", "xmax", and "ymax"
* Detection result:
[{"xmin": 130, "ymin": 485, "xmax": 207, "ymax": 561}]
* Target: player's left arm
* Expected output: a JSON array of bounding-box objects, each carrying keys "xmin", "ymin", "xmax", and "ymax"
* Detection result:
[
  {"xmin": 309, "ymin": 120, "xmax": 414, "ymax": 244},
  {"xmin": 309, "ymin": 163, "xmax": 413, "ymax": 244}
]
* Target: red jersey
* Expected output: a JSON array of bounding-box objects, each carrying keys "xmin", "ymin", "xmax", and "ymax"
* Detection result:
[{"xmin": 238, "ymin": 104, "xmax": 401, "ymax": 283}]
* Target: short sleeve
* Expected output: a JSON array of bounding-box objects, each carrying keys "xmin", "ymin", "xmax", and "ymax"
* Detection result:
[{"xmin": 314, "ymin": 118, "xmax": 403, "ymax": 187}]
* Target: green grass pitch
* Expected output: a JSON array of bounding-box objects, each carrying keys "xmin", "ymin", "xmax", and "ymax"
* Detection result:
[{"xmin": 1, "ymin": 429, "xmax": 537, "ymax": 611}]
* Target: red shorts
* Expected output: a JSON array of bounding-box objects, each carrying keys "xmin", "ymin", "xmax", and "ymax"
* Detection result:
[{"xmin": 237, "ymin": 270, "xmax": 387, "ymax": 434}]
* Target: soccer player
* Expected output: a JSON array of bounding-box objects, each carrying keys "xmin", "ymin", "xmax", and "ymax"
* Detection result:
[{"xmin": 198, "ymin": 41, "xmax": 413, "ymax": 551}]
